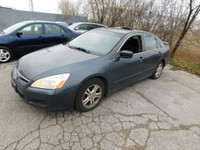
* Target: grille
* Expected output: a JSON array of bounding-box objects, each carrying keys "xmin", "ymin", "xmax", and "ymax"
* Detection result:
[{"xmin": 15, "ymin": 69, "xmax": 30, "ymax": 83}]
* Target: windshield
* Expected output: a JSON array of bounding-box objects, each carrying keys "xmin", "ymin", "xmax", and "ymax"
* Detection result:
[
  {"xmin": 68, "ymin": 23, "xmax": 78, "ymax": 30},
  {"xmin": 68, "ymin": 30, "xmax": 123, "ymax": 55},
  {"xmin": 3, "ymin": 22, "xmax": 26, "ymax": 34}
]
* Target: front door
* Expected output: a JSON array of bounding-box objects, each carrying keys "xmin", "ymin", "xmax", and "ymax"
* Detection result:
[
  {"xmin": 14, "ymin": 23, "xmax": 44, "ymax": 55},
  {"xmin": 110, "ymin": 35, "xmax": 145, "ymax": 91}
]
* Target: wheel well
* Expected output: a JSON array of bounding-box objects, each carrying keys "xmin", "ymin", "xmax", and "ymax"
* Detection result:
[
  {"xmin": 81, "ymin": 76, "xmax": 109, "ymax": 97},
  {"xmin": 0, "ymin": 44, "xmax": 13, "ymax": 53},
  {"xmin": 96, "ymin": 76, "xmax": 109, "ymax": 97},
  {"xmin": 161, "ymin": 59, "xmax": 165, "ymax": 67},
  {"xmin": 0, "ymin": 44, "xmax": 11, "ymax": 49}
]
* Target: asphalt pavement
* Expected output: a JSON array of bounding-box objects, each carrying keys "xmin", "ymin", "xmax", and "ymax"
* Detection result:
[{"xmin": 0, "ymin": 61, "xmax": 200, "ymax": 150}]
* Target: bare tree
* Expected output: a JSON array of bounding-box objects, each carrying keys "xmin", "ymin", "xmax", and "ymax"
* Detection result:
[
  {"xmin": 58, "ymin": 0, "xmax": 83, "ymax": 16},
  {"xmin": 170, "ymin": 0, "xmax": 200, "ymax": 58},
  {"xmin": 58, "ymin": 0, "xmax": 200, "ymax": 58}
]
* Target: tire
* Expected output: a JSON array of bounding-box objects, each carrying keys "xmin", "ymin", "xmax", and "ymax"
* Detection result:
[
  {"xmin": 150, "ymin": 61, "xmax": 164, "ymax": 79},
  {"xmin": 0, "ymin": 46, "xmax": 13, "ymax": 63},
  {"xmin": 75, "ymin": 78, "xmax": 105, "ymax": 112}
]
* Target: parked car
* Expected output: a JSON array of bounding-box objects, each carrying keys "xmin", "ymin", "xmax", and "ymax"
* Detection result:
[
  {"xmin": 0, "ymin": 21, "xmax": 81, "ymax": 63},
  {"xmin": 68, "ymin": 22, "xmax": 106, "ymax": 33},
  {"xmin": 11, "ymin": 28, "xmax": 170, "ymax": 112},
  {"xmin": 55, "ymin": 21, "xmax": 69, "ymax": 27}
]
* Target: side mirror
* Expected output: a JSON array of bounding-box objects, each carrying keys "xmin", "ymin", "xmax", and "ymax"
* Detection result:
[
  {"xmin": 15, "ymin": 32, "xmax": 23, "ymax": 37},
  {"xmin": 163, "ymin": 41, "xmax": 169, "ymax": 45},
  {"xmin": 120, "ymin": 50, "xmax": 133, "ymax": 58}
]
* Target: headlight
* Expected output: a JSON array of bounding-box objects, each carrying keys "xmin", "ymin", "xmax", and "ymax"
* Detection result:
[{"xmin": 31, "ymin": 73, "xmax": 70, "ymax": 89}]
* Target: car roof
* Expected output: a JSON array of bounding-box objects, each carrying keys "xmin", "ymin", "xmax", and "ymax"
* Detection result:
[
  {"xmin": 21, "ymin": 20, "xmax": 60, "ymax": 24},
  {"xmin": 97, "ymin": 27, "xmax": 148, "ymax": 35},
  {"xmin": 69, "ymin": 22, "xmax": 106, "ymax": 27}
]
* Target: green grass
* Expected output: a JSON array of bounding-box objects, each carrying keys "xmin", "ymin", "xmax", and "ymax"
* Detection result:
[{"xmin": 169, "ymin": 57, "xmax": 200, "ymax": 75}]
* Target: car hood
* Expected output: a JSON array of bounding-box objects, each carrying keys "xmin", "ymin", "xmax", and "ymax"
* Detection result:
[
  {"xmin": 17, "ymin": 44, "xmax": 99, "ymax": 79},
  {"xmin": 0, "ymin": 33, "xmax": 6, "ymax": 37}
]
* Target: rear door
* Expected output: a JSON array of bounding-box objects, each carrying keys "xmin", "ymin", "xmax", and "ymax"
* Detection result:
[
  {"xmin": 141, "ymin": 34, "xmax": 163, "ymax": 76},
  {"xmin": 42, "ymin": 23, "xmax": 67, "ymax": 47}
]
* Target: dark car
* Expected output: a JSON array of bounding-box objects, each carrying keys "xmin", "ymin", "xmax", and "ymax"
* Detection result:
[
  {"xmin": 68, "ymin": 22, "xmax": 107, "ymax": 33},
  {"xmin": 11, "ymin": 28, "xmax": 170, "ymax": 112},
  {"xmin": 0, "ymin": 21, "xmax": 80, "ymax": 63}
]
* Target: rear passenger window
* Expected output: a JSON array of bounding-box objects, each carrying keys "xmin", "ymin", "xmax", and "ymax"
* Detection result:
[
  {"xmin": 45, "ymin": 24, "xmax": 65, "ymax": 34},
  {"xmin": 144, "ymin": 35, "xmax": 159, "ymax": 50}
]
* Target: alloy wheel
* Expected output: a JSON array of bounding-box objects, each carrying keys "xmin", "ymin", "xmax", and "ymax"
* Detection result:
[
  {"xmin": 155, "ymin": 63, "xmax": 163, "ymax": 78},
  {"xmin": 0, "ymin": 49, "xmax": 11, "ymax": 62},
  {"xmin": 82, "ymin": 84, "xmax": 102, "ymax": 109}
]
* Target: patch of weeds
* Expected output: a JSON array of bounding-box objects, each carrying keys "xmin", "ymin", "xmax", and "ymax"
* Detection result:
[{"xmin": 169, "ymin": 57, "xmax": 200, "ymax": 77}]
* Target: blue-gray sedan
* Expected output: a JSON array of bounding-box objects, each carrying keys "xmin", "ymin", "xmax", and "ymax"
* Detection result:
[{"xmin": 11, "ymin": 28, "xmax": 170, "ymax": 111}]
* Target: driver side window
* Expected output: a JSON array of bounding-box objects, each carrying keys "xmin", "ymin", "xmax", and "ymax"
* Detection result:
[
  {"xmin": 120, "ymin": 36, "xmax": 141, "ymax": 53},
  {"xmin": 20, "ymin": 24, "xmax": 42, "ymax": 36}
]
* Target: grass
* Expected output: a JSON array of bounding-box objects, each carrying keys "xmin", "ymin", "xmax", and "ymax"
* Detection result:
[
  {"xmin": 170, "ymin": 58, "xmax": 200, "ymax": 76},
  {"xmin": 169, "ymin": 42, "xmax": 200, "ymax": 76}
]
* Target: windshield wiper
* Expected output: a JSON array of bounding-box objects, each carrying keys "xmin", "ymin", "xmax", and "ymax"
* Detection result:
[
  {"xmin": 68, "ymin": 44, "xmax": 91, "ymax": 54},
  {"xmin": 76, "ymin": 47, "xmax": 91, "ymax": 54}
]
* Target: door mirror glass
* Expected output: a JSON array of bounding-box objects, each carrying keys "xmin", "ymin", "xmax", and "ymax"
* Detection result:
[
  {"xmin": 74, "ymin": 26, "xmax": 79, "ymax": 30},
  {"xmin": 120, "ymin": 50, "xmax": 133, "ymax": 58}
]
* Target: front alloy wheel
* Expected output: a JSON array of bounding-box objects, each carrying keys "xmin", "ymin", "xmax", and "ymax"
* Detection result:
[
  {"xmin": 0, "ymin": 46, "xmax": 13, "ymax": 63},
  {"xmin": 82, "ymin": 84, "xmax": 102, "ymax": 109},
  {"xmin": 76, "ymin": 78, "xmax": 105, "ymax": 112}
]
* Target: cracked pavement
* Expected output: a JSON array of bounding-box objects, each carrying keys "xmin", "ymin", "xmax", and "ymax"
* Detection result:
[{"xmin": 0, "ymin": 61, "xmax": 200, "ymax": 150}]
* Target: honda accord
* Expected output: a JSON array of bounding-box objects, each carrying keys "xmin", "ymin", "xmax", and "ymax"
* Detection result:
[{"xmin": 11, "ymin": 28, "xmax": 170, "ymax": 112}]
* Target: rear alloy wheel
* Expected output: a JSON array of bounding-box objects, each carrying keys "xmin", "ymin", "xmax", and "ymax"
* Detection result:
[
  {"xmin": 0, "ymin": 46, "xmax": 13, "ymax": 63},
  {"xmin": 151, "ymin": 62, "xmax": 164, "ymax": 79},
  {"xmin": 76, "ymin": 78, "xmax": 105, "ymax": 112}
]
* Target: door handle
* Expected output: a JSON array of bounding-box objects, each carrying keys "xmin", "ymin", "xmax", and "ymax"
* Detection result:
[
  {"xmin": 139, "ymin": 57, "xmax": 143, "ymax": 62},
  {"xmin": 61, "ymin": 34, "xmax": 65, "ymax": 37},
  {"xmin": 38, "ymin": 35, "xmax": 43, "ymax": 38},
  {"xmin": 158, "ymin": 51, "xmax": 161, "ymax": 56}
]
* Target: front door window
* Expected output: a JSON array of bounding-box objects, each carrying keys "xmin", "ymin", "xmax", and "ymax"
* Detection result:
[{"xmin": 20, "ymin": 24, "xmax": 42, "ymax": 35}]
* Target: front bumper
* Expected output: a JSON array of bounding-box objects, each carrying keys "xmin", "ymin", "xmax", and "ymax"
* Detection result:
[{"xmin": 11, "ymin": 68, "xmax": 78, "ymax": 111}]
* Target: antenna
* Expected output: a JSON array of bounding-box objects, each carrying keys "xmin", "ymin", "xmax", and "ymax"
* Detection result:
[{"xmin": 29, "ymin": 0, "xmax": 34, "ymax": 11}]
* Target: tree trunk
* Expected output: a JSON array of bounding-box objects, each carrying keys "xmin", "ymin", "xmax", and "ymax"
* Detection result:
[{"xmin": 170, "ymin": 1, "xmax": 200, "ymax": 58}]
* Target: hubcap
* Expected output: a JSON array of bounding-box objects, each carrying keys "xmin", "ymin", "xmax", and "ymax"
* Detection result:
[
  {"xmin": 82, "ymin": 84, "xmax": 102, "ymax": 108},
  {"xmin": 155, "ymin": 63, "xmax": 163, "ymax": 78},
  {"xmin": 0, "ymin": 49, "xmax": 10, "ymax": 62}
]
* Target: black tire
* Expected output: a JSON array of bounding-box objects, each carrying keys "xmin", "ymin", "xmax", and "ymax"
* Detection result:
[
  {"xmin": 0, "ymin": 46, "xmax": 13, "ymax": 63},
  {"xmin": 75, "ymin": 78, "xmax": 105, "ymax": 112},
  {"xmin": 150, "ymin": 61, "xmax": 164, "ymax": 79}
]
